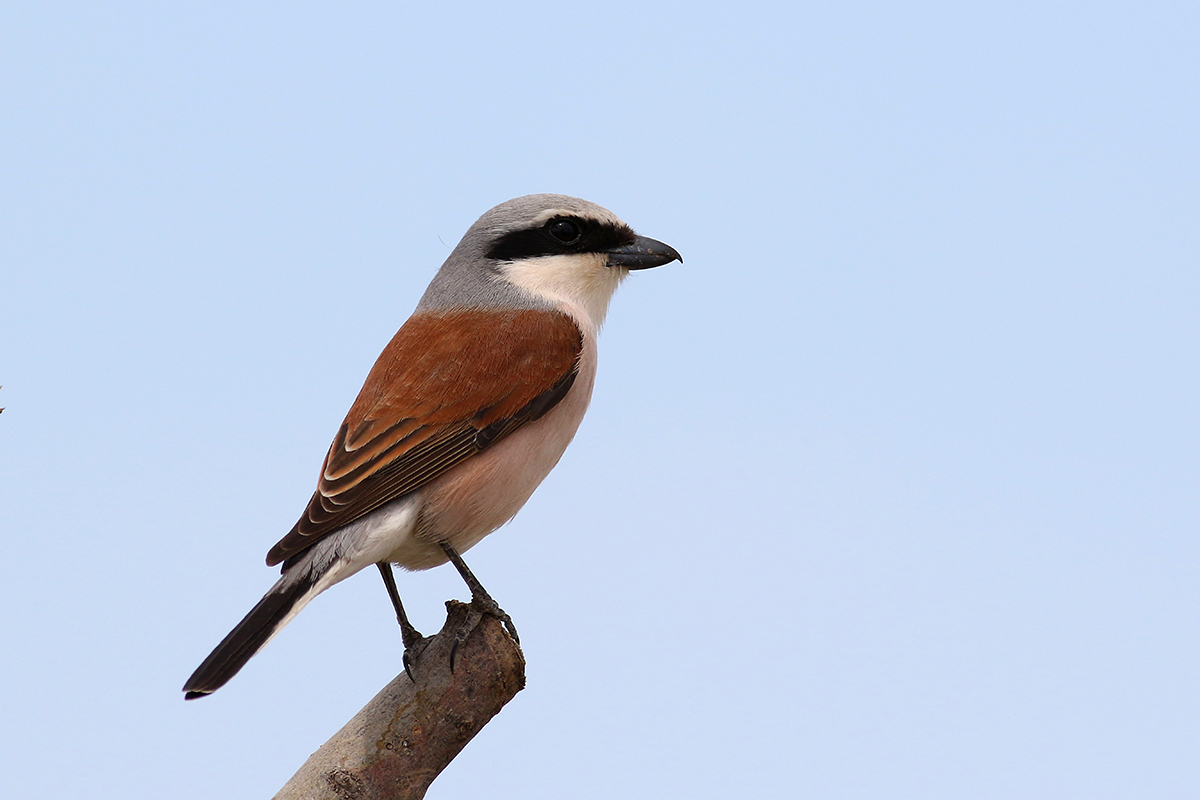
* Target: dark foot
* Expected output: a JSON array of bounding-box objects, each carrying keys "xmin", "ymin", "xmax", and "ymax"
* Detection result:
[
  {"xmin": 438, "ymin": 542, "xmax": 520, "ymax": 671},
  {"xmin": 470, "ymin": 590, "xmax": 519, "ymax": 645},
  {"xmin": 448, "ymin": 594, "xmax": 520, "ymax": 671},
  {"xmin": 402, "ymin": 634, "xmax": 433, "ymax": 682}
]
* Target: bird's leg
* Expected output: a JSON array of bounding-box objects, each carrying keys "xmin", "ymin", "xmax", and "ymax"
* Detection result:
[
  {"xmin": 376, "ymin": 562, "xmax": 428, "ymax": 681},
  {"xmin": 439, "ymin": 542, "xmax": 520, "ymax": 670}
]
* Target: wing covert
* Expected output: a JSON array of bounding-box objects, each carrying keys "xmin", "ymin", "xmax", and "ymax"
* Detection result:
[{"xmin": 266, "ymin": 308, "xmax": 582, "ymax": 567}]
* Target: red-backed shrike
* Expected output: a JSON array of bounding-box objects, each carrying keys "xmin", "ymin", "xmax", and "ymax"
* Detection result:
[{"xmin": 183, "ymin": 194, "xmax": 680, "ymax": 698}]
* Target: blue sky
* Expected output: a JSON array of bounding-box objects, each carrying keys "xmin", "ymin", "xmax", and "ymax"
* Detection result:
[{"xmin": 2, "ymin": 2, "xmax": 1198, "ymax": 797}]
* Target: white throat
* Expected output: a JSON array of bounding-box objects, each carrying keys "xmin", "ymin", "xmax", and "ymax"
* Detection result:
[{"xmin": 498, "ymin": 253, "xmax": 627, "ymax": 329}]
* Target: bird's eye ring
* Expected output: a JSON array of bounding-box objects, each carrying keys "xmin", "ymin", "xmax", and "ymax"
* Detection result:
[{"xmin": 547, "ymin": 218, "xmax": 583, "ymax": 245}]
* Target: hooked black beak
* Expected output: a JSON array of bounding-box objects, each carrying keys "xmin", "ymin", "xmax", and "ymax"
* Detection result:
[{"xmin": 603, "ymin": 235, "xmax": 683, "ymax": 270}]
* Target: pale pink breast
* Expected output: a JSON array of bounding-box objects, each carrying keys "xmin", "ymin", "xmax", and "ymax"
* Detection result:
[{"xmin": 384, "ymin": 332, "xmax": 599, "ymax": 570}]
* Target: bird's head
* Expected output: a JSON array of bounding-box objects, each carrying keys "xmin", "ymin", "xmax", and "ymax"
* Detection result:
[{"xmin": 418, "ymin": 194, "xmax": 681, "ymax": 327}]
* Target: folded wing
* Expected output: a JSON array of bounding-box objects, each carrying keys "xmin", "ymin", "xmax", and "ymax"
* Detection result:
[{"xmin": 266, "ymin": 308, "xmax": 583, "ymax": 567}]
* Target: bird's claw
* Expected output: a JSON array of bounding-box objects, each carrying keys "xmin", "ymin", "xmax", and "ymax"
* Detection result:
[
  {"xmin": 471, "ymin": 591, "xmax": 520, "ymax": 645},
  {"xmin": 400, "ymin": 631, "xmax": 430, "ymax": 683},
  {"xmin": 402, "ymin": 648, "xmax": 415, "ymax": 682},
  {"xmin": 448, "ymin": 595, "xmax": 519, "ymax": 672}
]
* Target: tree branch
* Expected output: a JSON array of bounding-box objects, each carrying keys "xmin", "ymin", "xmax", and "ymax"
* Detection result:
[{"xmin": 273, "ymin": 600, "xmax": 525, "ymax": 800}]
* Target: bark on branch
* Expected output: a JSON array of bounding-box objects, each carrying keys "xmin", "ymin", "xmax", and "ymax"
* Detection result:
[{"xmin": 274, "ymin": 600, "xmax": 525, "ymax": 800}]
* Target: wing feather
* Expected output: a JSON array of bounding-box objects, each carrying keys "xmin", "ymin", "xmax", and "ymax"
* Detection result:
[{"xmin": 266, "ymin": 308, "xmax": 582, "ymax": 567}]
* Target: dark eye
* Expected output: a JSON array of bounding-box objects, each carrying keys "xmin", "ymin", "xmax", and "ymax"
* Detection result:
[{"xmin": 547, "ymin": 218, "xmax": 582, "ymax": 245}]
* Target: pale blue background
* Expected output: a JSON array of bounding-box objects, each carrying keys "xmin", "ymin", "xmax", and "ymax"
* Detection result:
[{"xmin": 2, "ymin": 2, "xmax": 1197, "ymax": 797}]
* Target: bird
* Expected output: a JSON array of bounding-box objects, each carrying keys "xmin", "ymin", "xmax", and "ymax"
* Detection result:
[{"xmin": 183, "ymin": 194, "xmax": 681, "ymax": 699}]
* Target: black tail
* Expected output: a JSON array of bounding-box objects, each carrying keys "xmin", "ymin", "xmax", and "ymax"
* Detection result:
[{"xmin": 183, "ymin": 566, "xmax": 319, "ymax": 699}]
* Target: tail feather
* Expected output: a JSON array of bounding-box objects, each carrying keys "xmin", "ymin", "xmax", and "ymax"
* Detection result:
[{"xmin": 183, "ymin": 565, "xmax": 322, "ymax": 699}]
